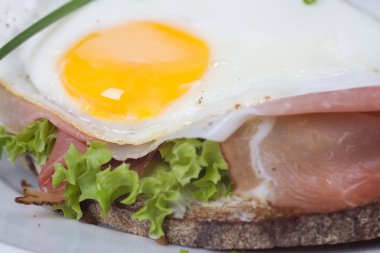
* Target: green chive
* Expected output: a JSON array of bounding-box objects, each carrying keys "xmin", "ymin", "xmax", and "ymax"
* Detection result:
[
  {"xmin": 0, "ymin": 0, "xmax": 94, "ymax": 60},
  {"xmin": 304, "ymin": 0, "xmax": 317, "ymax": 4}
]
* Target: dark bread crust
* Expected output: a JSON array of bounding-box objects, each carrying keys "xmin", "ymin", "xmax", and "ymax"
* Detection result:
[
  {"xmin": 20, "ymin": 155, "xmax": 380, "ymax": 250},
  {"xmin": 83, "ymin": 199, "xmax": 380, "ymax": 250}
]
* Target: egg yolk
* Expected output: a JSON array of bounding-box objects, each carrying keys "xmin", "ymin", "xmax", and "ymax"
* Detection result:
[{"xmin": 60, "ymin": 21, "xmax": 210, "ymax": 120}]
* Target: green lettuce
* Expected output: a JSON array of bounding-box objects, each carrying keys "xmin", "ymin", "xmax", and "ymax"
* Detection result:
[
  {"xmin": 52, "ymin": 142, "xmax": 139, "ymax": 219},
  {"xmin": 133, "ymin": 139, "xmax": 230, "ymax": 237},
  {"xmin": 0, "ymin": 119, "xmax": 57, "ymax": 165},
  {"xmin": 53, "ymin": 139, "xmax": 231, "ymax": 239},
  {"xmin": 0, "ymin": 119, "xmax": 231, "ymax": 239}
]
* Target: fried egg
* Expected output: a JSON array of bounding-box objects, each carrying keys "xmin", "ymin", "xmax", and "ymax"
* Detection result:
[{"xmin": 0, "ymin": 0, "xmax": 380, "ymax": 152}]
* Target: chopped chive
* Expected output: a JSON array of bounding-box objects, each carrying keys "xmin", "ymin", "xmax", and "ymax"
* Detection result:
[
  {"xmin": 0, "ymin": 0, "xmax": 94, "ymax": 60},
  {"xmin": 304, "ymin": 0, "xmax": 317, "ymax": 4}
]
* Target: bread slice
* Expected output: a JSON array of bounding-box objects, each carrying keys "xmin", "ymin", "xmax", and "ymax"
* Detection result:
[
  {"xmin": 20, "ymin": 155, "xmax": 380, "ymax": 250},
  {"xmin": 84, "ymin": 200, "xmax": 380, "ymax": 250}
]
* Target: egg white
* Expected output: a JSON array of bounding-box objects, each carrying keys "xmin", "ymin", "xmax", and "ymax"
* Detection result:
[{"xmin": 0, "ymin": 0, "xmax": 380, "ymax": 150}]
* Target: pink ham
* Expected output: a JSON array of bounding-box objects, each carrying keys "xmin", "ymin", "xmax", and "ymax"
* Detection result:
[
  {"xmin": 223, "ymin": 113, "xmax": 380, "ymax": 213},
  {"xmin": 256, "ymin": 86, "xmax": 380, "ymax": 116},
  {"xmin": 38, "ymin": 130, "xmax": 87, "ymax": 193},
  {"xmin": 0, "ymin": 86, "xmax": 94, "ymax": 142}
]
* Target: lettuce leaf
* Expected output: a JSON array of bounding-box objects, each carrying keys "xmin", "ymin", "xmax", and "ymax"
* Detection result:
[
  {"xmin": 0, "ymin": 119, "xmax": 56, "ymax": 165},
  {"xmin": 52, "ymin": 142, "xmax": 139, "ymax": 219},
  {"xmin": 53, "ymin": 138, "xmax": 231, "ymax": 239},
  {"xmin": 132, "ymin": 162, "xmax": 182, "ymax": 238},
  {"xmin": 0, "ymin": 120, "xmax": 231, "ymax": 239},
  {"xmin": 132, "ymin": 139, "xmax": 230, "ymax": 237}
]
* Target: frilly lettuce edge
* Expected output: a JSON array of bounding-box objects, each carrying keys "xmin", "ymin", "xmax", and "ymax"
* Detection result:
[
  {"xmin": 53, "ymin": 139, "xmax": 231, "ymax": 239},
  {"xmin": 0, "ymin": 120, "xmax": 231, "ymax": 239}
]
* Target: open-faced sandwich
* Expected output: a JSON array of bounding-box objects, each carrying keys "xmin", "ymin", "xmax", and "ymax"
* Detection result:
[{"xmin": 1, "ymin": 0, "xmax": 380, "ymax": 250}]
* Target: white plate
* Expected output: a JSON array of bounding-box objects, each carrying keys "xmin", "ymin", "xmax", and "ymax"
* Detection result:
[{"xmin": 1, "ymin": 0, "xmax": 380, "ymax": 252}]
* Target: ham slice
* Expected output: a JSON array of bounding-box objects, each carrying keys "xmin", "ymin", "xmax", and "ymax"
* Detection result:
[
  {"xmin": 223, "ymin": 113, "xmax": 380, "ymax": 213},
  {"xmin": 0, "ymin": 86, "xmax": 94, "ymax": 142},
  {"xmin": 38, "ymin": 130, "xmax": 87, "ymax": 193},
  {"xmin": 256, "ymin": 86, "xmax": 380, "ymax": 116}
]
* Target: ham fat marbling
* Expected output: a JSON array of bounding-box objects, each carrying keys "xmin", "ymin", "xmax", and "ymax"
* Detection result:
[{"xmin": 223, "ymin": 113, "xmax": 380, "ymax": 213}]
